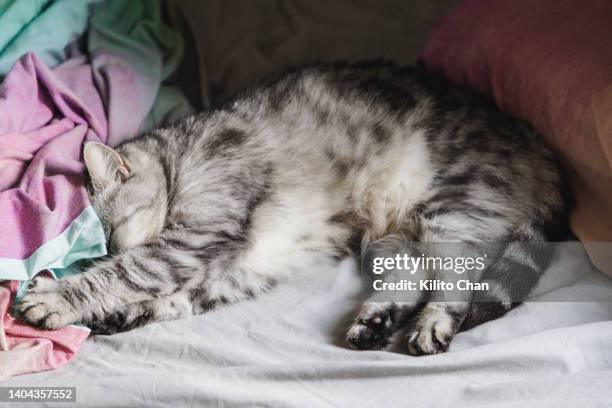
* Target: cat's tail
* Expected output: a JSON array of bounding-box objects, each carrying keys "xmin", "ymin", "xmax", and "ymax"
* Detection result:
[{"xmin": 461, "ymin": 221, "xmax": 566, "ymax": 331}]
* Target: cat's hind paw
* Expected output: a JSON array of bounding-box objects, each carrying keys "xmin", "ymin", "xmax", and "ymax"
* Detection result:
[
  {"xmin": 406, "ymin": 308, "xmax": 457, "ymax": 356},
  {"xmin": 346, "ymin": 303, "xmax": 396, "ymax": 350}
]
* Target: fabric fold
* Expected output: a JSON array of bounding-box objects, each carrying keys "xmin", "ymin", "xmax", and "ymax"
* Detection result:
[
  {"xmin": 0, "ymin": 206, "xmax": 105, "ymax": 281},
  {"xmin": 0, "ymin": 0, "xmax": 100, "ymax": 77}
]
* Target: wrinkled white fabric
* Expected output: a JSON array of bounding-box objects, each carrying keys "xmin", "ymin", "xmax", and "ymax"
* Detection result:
[{"xmin": 3, "ymin": 244, "xmax": 612, "ymax": 407}]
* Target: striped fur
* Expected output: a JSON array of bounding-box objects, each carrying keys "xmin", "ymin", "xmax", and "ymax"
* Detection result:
[{"xmin": 16, "ymin": 61, "xmax": 568, "ymax": 355}]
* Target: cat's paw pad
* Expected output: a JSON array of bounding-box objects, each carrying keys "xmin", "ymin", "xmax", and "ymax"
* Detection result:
[
  {"xmin": 346, "ymin": 305, "xmax": 394, "ymax": 350},
  {"xmin": 406, "ymin": 314, "xmax": 454, "ymax": 356},
  {"xmin": 16, "ymin": 290, "xmax": 75, "ymax": 330}
]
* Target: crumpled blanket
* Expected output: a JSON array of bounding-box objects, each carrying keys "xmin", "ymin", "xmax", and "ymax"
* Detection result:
[
  {"xmin": 0, "ymin": 280, "xmax": 89, "ymax": 381},
  {"xmin": 0, "ymin": 0, "xmax": 99, "ymax": 76},
  {"xmin": 0, "ymin": 0, "xmax": 191, "ymax": 379}
]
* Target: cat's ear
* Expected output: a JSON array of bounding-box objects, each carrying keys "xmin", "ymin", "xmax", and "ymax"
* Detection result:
[{"xmin": 84, "ymin": 141, "xmax": 132, "ymax": 190}]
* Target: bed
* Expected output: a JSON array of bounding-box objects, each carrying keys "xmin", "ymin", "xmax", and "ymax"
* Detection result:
[
  {"xmin": 2, "ymin": 1, "xmax": 612, "ymax": 406},
  {"xmin": 3, "ymin": 242, "xmax": 612, "ymax": 407}
]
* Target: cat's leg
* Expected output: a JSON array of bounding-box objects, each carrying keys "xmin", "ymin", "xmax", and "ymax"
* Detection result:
[
  {"xmin": 15, "ymin": 224, "xmax": 270, "ymax": 330},
  {"xmin": 89, "ymin": 278, "xmax": 266, "ymax": 334},
  {"xmin": 87, "ymin": 292, "xmax": 193, "ymax": 335},
  {"xmin": 405, "ymin": 214, "xmax": 495, "ymax": 355},
  {"xmin": 406, "ymin": 301, "xmax": 470, "ymax": 355},
  {"xmin": 407, "ymin": 224, "xmax": 555, "ymax": 354},
  {"xmin": 15, "ymin": 250, "xmax": 179, "ymax": 330},
  {"xmin": 347, "ymin": 234, "xmax": 428, "ymax": 350},
  {"xmin": 405, "ymin": 250, "xmax": 477, "ymax": 355}
]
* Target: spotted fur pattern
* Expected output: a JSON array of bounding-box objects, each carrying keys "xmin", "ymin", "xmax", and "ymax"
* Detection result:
[{"xmin": 16, "ymin": 61, "xmax": 568, "ymax": 354}]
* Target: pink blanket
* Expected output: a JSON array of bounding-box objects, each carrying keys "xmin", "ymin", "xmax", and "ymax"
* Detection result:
[{"xmin": 0, "ymin": 280, "xmax": 89, "ymax": 381}]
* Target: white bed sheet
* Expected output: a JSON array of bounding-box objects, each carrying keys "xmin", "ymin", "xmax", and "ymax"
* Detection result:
[{"xmin": 3, "ymin": 244, "xmax": 612, "ymax": 407}]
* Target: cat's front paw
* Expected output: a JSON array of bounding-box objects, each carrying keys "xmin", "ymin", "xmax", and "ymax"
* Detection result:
[
  {"xmin": 346, "ymin": 303, "xmax": 395, "ymax": 350},
  {"xmin": 15, "ymin": 277, "xmax": 77, "ymax": 330}
]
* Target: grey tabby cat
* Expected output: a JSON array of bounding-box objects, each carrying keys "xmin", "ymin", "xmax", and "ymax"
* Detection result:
[{"xmin": 17, "ymin": 61, "xmax": 568, "ymax": 355}]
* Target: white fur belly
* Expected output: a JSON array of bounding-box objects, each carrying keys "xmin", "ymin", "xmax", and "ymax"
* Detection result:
[
  {"xmin": 236, "ymin": 182, "xmax": 349, "ymax": 281},
  {"xmin": 351, "ymin": 129, "xmax": 434, "ymax": 240}
]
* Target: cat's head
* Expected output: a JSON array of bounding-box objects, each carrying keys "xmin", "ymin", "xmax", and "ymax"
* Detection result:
[{"xmin": 83, "ymin": 141, "xmax": 168, "ymax": 252}]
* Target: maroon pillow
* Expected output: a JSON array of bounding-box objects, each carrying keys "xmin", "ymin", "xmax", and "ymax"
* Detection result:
[{"xmin": 422, "ymin": 0, "xmax": 612, "ymax": 274}]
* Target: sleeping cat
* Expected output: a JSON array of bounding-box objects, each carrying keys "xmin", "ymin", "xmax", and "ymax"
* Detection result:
[{"xmin": 16, "ymin": 61, "xmax": 568, "ymax": 355}]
